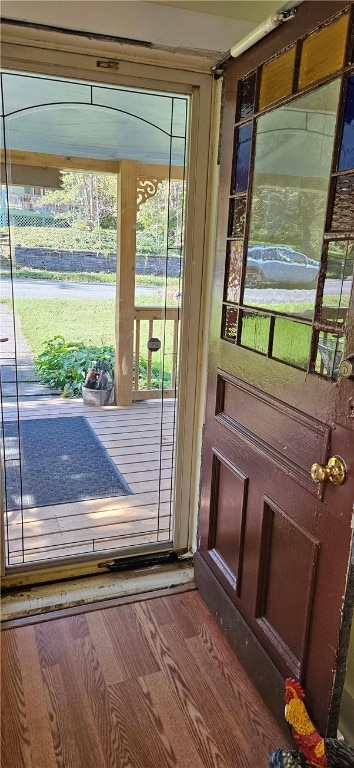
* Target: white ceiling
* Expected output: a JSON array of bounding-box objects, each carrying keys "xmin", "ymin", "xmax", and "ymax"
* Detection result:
[{"xmin": 1, "ymin": 0, "xmax": 294, "ymax": 55}]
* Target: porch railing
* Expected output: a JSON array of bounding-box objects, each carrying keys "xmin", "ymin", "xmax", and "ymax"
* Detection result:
[{"xmin": 133, "ymin": 306, "xmax": 179, "ymax": 400}]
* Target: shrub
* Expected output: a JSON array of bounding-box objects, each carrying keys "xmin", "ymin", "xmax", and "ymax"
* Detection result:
[
  {"xmin": 35, "ymin": 337, "xmax": 172, "ymax": 398},
  {"xmin": 35, "ymin": 337, "xmax": 115, "ymax": 398}
]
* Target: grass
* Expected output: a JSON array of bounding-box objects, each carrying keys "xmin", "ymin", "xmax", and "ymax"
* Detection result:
[
  {"xmin": 5, "ymin": 299, "xmax": 116, "ymax": 355},
  {"xmin": 2, "ymin": 298, "xmax": 177, "ymax": 380}
]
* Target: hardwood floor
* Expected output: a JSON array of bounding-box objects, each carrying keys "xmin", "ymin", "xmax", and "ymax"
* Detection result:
[
  {"xmin": 2, "ymin": 397, "xmax": 175, "ymax": 566},
  {"xmin": 1, "ymin": 589, "xmax": 290, "ymax": 768}
]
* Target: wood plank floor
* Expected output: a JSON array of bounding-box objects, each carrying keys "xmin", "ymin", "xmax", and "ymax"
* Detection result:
[
  {"xmin": 2, "ymin": 397, "xmax": 176, "ymax": 566},
  {"xmin": 1, "ymin": 589, "xmax": 290, "ymax": 768}
]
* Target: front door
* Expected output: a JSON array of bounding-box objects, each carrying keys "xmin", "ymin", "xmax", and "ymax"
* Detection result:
[{"xmin": 196, "ymin": 1, "xmax": 354, "ymax": 736}]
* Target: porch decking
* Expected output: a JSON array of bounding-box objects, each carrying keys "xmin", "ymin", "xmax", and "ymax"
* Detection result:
[{"xmin": 3, "ymin": 397, "xmax": 175, "ymax": 566}]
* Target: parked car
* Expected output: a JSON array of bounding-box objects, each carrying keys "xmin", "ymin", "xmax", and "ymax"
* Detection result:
[{"xmin": 245, "ymin": 244, "xmax": 319, "ymax": 288}]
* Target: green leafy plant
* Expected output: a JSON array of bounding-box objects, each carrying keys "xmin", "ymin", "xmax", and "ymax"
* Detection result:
[
  {"xmin": 35, "ymin": 336, "xmax": 115, "ymax": 398},
  {"xmin": 137, "ymin": 356, "xmax": 172, "ymax": 390},
  {"xmin": 35, "ymin": 337, "xmax": 174, "ymax": 398}
]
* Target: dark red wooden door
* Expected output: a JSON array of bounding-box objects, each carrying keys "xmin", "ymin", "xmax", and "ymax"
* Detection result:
[{"xmin": 196, "ymin": 1, "xmax": 354, "ymax": 736}]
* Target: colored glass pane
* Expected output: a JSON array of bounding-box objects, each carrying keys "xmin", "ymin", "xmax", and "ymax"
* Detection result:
[
  {"xmin": 228, "ymin": 196, "xmax": 246, "ymax": 237},
  {"xmin": 240, "ymin": 311, "xmax": 270, "ymax": 354},
  {"xmin": 321, "ymin": 240, "xmax": 354, "ymax": 323},
  {"xmin": 332, "ymin": 176, "xmax": 354, "ymax": 231},
  {"xmin": 299, "ymin": 13, "xmax": 348, "ymax": 89},
  {"xmin": 338, "ymin": 75, "xmax": 354, "ymax": 170},
  {"xmin": 315, "ymin": 331, "xmax": 344, "ymax": 378},
  {"xmin": 223, "ymin": 306, "xmax": 238, "ymax": 342},
  {"xmin": 272, "ymin": 318, "xmax": 311, "ymax": 370},
  {"xmin": 259, "ymin": 47, "xmax": 296, "ymax": 110},
  {"xmin": 238, "ymin": 73, "xmax": 256, "ymax": 120},
  {"xmin": 225, "ymin": 241, "xmax": 243, "ymax": 303},
  {"xmin": 233, "ymin": 122, "xmax": 252, "ymax": 193}
]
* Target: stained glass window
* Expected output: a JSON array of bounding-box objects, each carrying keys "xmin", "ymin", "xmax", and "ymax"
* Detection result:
[
  {"xmin": 298, "ymin": 13, "xmax": 349, "ymax": 89},
  {"xmin": 225, "ymin": 241, "xmax": 243, "ymax": 303},
  {"xmin": 338, "ymin": 75, "xmax": 354, "ymax": 171},
  {"xmin": 223, "ymin": 306, "xmax": 238, "ymax": 342},
  {"xmin": 221, "ymin": 11, "xmax": 353, "ymax": 380},
  {"xmin": 228, "ymin": 196, "xmax": 246, "ymax": 238},
  {"xmin": 332, "ymin": 176, "xmax": 354, "ymax": 231},
  {"xmin": 259, "ymin": 47, "xmax": 296, "ymax": 110},
  {"xmin": 232, "ymin": 123, "xmax": 252, "ymax": 193},
  {"xmin": 240, "ymin": 311, "xmax": 270, "ymax": 354},
  {"xmin": 238, "ymin": 73, "xmax": 256, "ymax": 120},
  {"xmin": 272, "ymin": 319, "xmax": 311, "ymax": 370}
]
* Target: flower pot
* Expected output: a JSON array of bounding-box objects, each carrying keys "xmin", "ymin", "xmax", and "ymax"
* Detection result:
[{"xmin": 82, "ymin": 384, "xmax": 115, "ymax": 406}]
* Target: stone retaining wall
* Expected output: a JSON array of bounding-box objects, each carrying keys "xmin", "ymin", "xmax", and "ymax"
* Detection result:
[{"xmin": 0, "ymin": 246, "xmax": 182, "ymax": 277}]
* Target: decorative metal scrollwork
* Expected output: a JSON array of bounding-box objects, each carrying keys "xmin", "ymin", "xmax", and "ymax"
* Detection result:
[{"xmin": 137, "ymin": 178, "xmax": 162, "ymax": 210}]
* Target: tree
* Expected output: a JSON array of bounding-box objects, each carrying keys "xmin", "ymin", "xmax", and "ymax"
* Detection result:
[
  {"xmin": 137, "ymin": 180, "xmax": 185, "ymax": 254},
  {"xmin": 35, "ymin": 171, "xmax": 117, "ymax": 230},
  {"xmin": 36, "ymin": 170, "xmax": 185, "ymax": 256}
]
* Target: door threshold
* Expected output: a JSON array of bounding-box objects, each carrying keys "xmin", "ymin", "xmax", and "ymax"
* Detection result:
[{"xmin": 1, "ymin": 561, "xmax": 194, "ymax": 624}]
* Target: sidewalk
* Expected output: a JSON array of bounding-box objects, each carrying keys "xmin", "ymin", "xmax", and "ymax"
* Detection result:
[{"xmin": 0, "ymin": 304, "xmax": 60, "ymax": 400}]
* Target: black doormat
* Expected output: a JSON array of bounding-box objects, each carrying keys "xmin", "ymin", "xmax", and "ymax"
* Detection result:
[{"xmin": 4, "ymin": 416, "xmax": 132, "ymax": 510}]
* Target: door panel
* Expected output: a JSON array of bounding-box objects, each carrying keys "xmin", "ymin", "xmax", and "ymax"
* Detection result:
[{"xmin": 197, "ymin": 1, "xmax": 354, "ymax": 736}]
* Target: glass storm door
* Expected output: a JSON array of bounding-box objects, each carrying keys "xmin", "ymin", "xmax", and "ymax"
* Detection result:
[{"xmin": 0, "ymin": 70, "xmax": 188, "ymax": 571}]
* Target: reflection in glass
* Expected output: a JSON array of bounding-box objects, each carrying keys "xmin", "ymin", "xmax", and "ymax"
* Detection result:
[
  {"xmin": 225, "ymin": 241, "xmax": 243, "ymax": 303},
  {"xmin": 315, "ymin": 332, "xmax": 344, "ymax": 378},
  {"xmin": 322, "ymin": 240, "xmax": 354, "ymax": 323},
  {"xmin": 332, "ymin": 175, "xmax": 354, "ymax": 231},
  {"xmin": 223, "ymin": 306, "xmax": 238, "ymax": 342},
  {"xmin": 272, "ymin": 319, "xmax": 311, "ymax": 370},
  {"xmin": 339, "ymin": 76, "xmax": 354, "ymax": 171},
  {"xmin": 244, "ymin": 79, "xmax": 340, "ymax": 319},
  {"xmin": 238, "ymin": 73, "xmax": 256, "ymax": 120},
  {"xmin": 233, "ymin": 123, "xmax": 252, "ymax": 193},
  {"xmin": 229, "ymin": 196, "xmax": 246, "ymax": 238},
  {"xmin": 240, "ymin": 311, "xmax": 269, "ymax": 354}
]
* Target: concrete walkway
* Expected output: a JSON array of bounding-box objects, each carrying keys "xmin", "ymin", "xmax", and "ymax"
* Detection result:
[{"xmin": 0, "ymin": 304, "xmax": 60, "ymax": 399}]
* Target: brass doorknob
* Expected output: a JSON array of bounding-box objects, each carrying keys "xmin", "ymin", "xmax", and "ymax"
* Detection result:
[{"xmin": 310, "ymin": 456, "xmax": 347, "ymax": 485}]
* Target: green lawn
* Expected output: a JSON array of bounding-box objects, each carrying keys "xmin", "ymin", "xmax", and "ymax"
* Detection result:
[
  {"xmin": 2, "ymin": 292, "xmax": 339, "ymax": 395},
  {"xmin": 8, "ymin": 298, "xmax": 115, "ymax": 354},
  {"xmin": 2, "ymin": 298, "xmax": 177, "ymax": 392},
  {"xmin": 5, "ymin": 297, "xmax": 175, "ymax": 350}
]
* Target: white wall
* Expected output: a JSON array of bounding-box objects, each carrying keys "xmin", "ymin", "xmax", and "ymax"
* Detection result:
[{"xmin": 1, "ymin": 0, "xmax": 256, "ymax": 53}]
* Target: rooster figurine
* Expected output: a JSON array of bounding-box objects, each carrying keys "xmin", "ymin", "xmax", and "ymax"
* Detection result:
[{"xmin": 268, "ymin": 678, "xmax": 354, "ymax": 768}]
